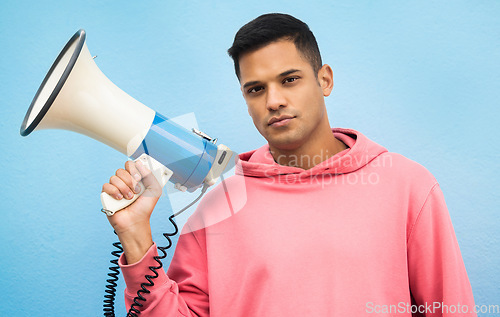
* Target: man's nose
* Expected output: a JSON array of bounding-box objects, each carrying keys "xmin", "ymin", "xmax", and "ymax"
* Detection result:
[{"xmin": 266, "ymin": 86, "xmax": 287, "ymax": 111}]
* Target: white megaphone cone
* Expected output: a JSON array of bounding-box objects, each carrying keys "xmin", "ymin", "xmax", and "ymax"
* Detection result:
[
  {"xmin": 20, "ymin": 29, "xmax": 154, "ymax": 156},
  {"xmin": 20, "ymin": 29, "xmax": 236, "ymax": 215}
]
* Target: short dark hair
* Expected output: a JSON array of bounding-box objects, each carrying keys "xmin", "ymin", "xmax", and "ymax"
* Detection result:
[{"xmin": 228, "ymin": 13, "xmax": 323, "ymax": 79}]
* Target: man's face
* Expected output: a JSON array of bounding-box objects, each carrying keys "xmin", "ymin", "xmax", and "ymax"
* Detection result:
[{"xmin": 238, "ymin": 40, "xmax": 333, "ymax": 152}]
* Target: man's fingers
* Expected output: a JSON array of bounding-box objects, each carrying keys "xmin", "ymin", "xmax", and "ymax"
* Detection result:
[
  {"xmin": 125, "ymin": 161, "xmax": 142, "ymax": 183},
  {"xmin": 110, "ymin": 175, "xmax": 135, "ymax": 200},
  {"xmin": 102, "ymin": 183, "xmax": 123, "ymax": 200},
  {"xmin": 116, "ymin": 167, "xmax": 141, "ymax": 195}
]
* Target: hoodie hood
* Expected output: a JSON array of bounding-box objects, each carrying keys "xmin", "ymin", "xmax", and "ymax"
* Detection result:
[{"xmin": 236, "ymin": 128, "xmax": 387, "ymax": 179}]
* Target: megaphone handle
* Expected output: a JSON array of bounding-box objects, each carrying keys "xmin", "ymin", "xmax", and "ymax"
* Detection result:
[{"xmin": 100, "ymin": 154, "xmax": 173, "ymax": 216}]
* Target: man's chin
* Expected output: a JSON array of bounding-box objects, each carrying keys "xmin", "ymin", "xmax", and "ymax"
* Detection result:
[{"xmin": 266, "ymin": 134, "xmax": 304, "ymax": 152}]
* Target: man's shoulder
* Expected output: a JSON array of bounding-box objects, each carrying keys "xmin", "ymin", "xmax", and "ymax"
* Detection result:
[{"xmin": 372, "ymin": 151, "xmax": 438, "ymax": 185}]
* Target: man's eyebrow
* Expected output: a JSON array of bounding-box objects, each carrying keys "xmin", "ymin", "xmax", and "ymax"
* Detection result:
[
  {"xmin": 279, "ymin": 69, "xmax": 301, "ymax": 77},
  {"xmin": 242, "ymin": 69, "xmax": 302, "ymax": 90},
  {"xmin": 242, "ymin": 80, "xmax": 261, "ymax": 90}
]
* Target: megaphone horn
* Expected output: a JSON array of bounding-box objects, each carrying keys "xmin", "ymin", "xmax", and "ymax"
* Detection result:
[{"xmin": 20, "ymin": 29, "xmax": 155, "ymax": 156}]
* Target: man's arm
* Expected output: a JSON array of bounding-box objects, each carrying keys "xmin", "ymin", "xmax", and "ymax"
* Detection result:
[
  {"xmin": 407, "ymin": 184, "xmax": 476, "ymax": 316},
  {"xmin": 102, "ymin": 160, "xmax": 209, "ymax": 316},
  {"xmin": 119, "ymin": 236, "xmax": 209, "ymax": 316}
]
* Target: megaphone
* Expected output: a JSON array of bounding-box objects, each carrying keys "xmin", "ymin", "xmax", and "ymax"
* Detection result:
[{"xmin": 20, "ymin": 29, "xmax": 235, "ymax": 215}]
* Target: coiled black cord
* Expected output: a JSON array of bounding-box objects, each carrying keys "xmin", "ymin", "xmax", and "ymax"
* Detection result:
[
  {"xmin": 103, "ymin": 184, "xmax": 209, "ymax": 316},
  {"xmin": 126, "ymin": 213, "xmax": 178, "ymax": 317},
  {"xmin": 103, "ymin": 238, "xmax": 124, "ymax": 317}
]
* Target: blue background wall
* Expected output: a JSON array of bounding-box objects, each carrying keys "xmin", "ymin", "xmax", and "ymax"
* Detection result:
[{"xmin": 1, "ymin": 1, "xmax": 498, "ymax": 316}]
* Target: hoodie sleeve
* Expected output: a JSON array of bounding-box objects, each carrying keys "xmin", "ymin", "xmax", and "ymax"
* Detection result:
[
  {"xmin": 119, "ymin": 228, "xmax": 209, "ymax": 316},
  {"xmin": 407, "ymin": 184, "xmax": 476, "ymax": 316}
]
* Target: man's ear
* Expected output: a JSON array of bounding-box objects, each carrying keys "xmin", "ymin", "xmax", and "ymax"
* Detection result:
[{"xmin": 318, "ymin": 64, "xmax": 334, "ymax": 97}]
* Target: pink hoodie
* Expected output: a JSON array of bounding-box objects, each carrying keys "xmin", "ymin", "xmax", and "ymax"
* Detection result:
[{"xmin": 120, "ymin": 128, "xmax": 476, "ymax": 316}]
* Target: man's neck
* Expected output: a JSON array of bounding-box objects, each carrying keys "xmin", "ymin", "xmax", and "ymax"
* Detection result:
[{"xmin": 269, "ymin": 131, "xmax": 348, "ymax": 170}]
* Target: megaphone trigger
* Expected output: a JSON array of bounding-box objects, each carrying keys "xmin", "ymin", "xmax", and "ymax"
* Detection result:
[{"xmin": 100, "ymin": 154, "xmax": 173, "ymax": 216}]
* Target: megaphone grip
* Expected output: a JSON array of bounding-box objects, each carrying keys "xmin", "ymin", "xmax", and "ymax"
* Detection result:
[{"xmin": 101, "ymin": 154, "xmax": 173, "ymax": 216}]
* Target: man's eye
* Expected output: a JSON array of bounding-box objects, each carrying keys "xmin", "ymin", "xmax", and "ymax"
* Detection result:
[
  {"xmin": 283, "ymin": 77, "xmax": 299, "ymax": 84},
  {"xmin": 248, "ymin": 86, "xmax": 264, "ymax": 94}
]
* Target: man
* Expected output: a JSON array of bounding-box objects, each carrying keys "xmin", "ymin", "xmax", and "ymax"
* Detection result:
[{"xmin": 103, "ymin": 13, "xmax": 476, "ymax": 316}]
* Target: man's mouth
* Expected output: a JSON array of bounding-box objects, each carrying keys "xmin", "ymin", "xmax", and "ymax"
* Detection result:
[{"xmin": 268, "ymin": 115, "xmax": 296, "ymax": 127}]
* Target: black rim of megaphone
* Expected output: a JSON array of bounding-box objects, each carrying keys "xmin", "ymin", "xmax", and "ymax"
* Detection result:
[{"xmin": 20, "ymin": 29, "xmax": 86, "ymax": 136}]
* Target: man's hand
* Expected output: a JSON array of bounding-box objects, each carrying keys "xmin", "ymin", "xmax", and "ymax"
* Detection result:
[{"xmin": 102, "ymin": 159, "xmax": 162, "ymax": 264}]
